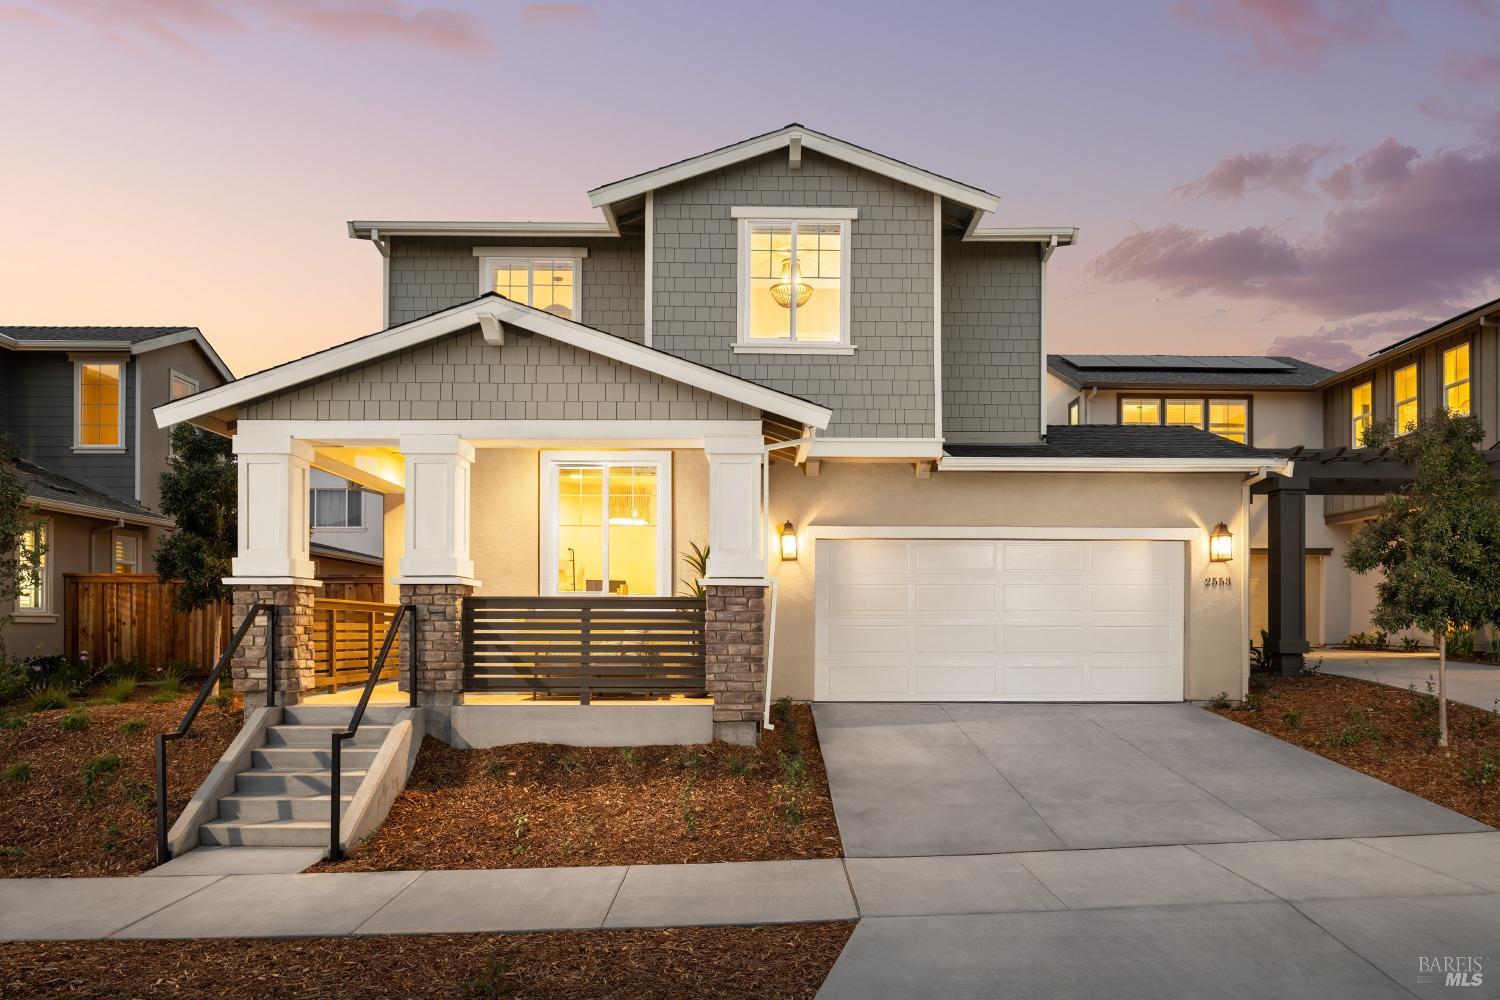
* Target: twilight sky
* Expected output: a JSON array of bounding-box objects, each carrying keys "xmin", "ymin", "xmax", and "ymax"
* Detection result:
[{"xmin": 1, "ymin": 0, "xmax": 1497, "ymax": 377}]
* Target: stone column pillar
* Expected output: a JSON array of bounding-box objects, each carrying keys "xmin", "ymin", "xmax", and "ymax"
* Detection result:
[
  {"xmin": 704, "ymin": 583, "xmax": 768, "ymax": 747},
  {"xmin": 229, "ymin": 583, "xmax": 317, "ymax": 711},
  {"xmin": 399, "ymin": 583, "xmax": 472, "ymax": 706}
]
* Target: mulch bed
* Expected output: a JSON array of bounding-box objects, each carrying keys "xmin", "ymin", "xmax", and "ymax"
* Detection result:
[
  {"xmin": 315, "ymin": 704, "xmax": 841, "ymax": 871},
  {"xmin": 0, "ymin": 690, "xmax": 241, "ymax": 877},
  {"xmin": 1209, "ymin": 672, "xmax": 1500, "ymax": 828},
  {"xmin": 0, "ymin": 922, "xmax": 856, "ymax": 999}
]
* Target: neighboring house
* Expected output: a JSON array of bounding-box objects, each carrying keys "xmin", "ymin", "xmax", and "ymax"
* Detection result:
[
  {"xmin": 309, "ymin": 469, "xmax": 384, "ymax": 561},
  {"xmin": 1, "ymin": 326, "xmax": 232, "ymax": 657},
  {"xmin": 158, "ymin": 124, "xmax": 1295, "ymax": 746}
]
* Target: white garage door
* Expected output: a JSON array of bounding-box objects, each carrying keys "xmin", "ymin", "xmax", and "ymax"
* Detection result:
[{"xmin": 815, "ymin": 538, "xmax": 1185, "ymax": 702}]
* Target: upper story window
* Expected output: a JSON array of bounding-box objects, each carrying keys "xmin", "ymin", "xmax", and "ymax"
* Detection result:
[
  {"xmin": 75, "ymin": 360, "xmax": 125, "ymax": 450},
  {"xmin": 1164, "ymin": 399, "xmax": 1205, "ymax": 430},
  {"xmin": 1443, "ymin": 343, "xmax": 1471, "ymax": 416},
  {"xmin": 311, "ymin": 487, "xmax": 364, "ymax": 528},
  {"xmin": 1120, "ymin": 396, "xmax": 1250, "ymax": 444},
  {"xmin": 1067, "ymin": 399, "xmax": 1081, "ymax": 425},
  {"xmin": 167, "ymin": 372, "xmax": 198, "ymax": 457},
  {"xmin": 16, "ymin": 521, "xmax": 47, "ymax": 613},
  {"xmin": 476, "ymin": 249, "xmax": 585, "ymax": 321},
  {"xmin": 734, "ymin": 209, "xmax": 854, "ymax": 353},
  {"xmin": 1120, "ymin": 398, "xmax": 1161, "ymax": 425},
  {"xmin": 1351, "ymin": 381, "xmax": 1373, "ymax": 445},
  {"xmin": 1208, "ymin": 399, "xmax": 1249, "ymax": 444},
  {"xmin": 1394, "ymin": 362, "xmax": 1419, "ymax": 433}
]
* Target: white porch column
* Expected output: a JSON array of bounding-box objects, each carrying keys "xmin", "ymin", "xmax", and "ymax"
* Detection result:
[
  {"xmin": 702, "ymin": 433, "xmax": 767, "ymax": 582},
  {"xmin": 396, "ymin": 434, "xmax": 478, "ymax": 585},
  {"xmin": 230, "ymin": 431, "xmax": 316, "ymax": 583}
]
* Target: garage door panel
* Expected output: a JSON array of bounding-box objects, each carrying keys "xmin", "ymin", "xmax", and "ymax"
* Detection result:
[
  {"xmin": 1003, "ymin": 542, "xmax": 1085, "ymax": 571},
  {"xmin": 1086, "ymin": 626, "xmax": 1171, "ymax": 654},
  {"xmin": 1002, "ymin": 665, "xmax": 1087, "ymax": 695},
  {"xmin": 1086, "ymin": 665, "xmax": 1173, "ymax": 697},
  {"xmin": 826, "ymin": 624, "xmax": 913, "ymax": 655},
  {"xmin": 915, "ymin": 666, "xmax": 997, "ymax": 695},
  {"xmin": 827, "ymin": 666, "xmax": 910, "ymax": 697},
  {"xmin": 915, "ymin": 584, "xmax": 996, "ymax": 613},
  {"xmin": 828, "ymin": 540, "xmax": 910, "ymax": 574},
  {"xmin": 914, "ymin": 624, "xmax": 997, "ymax": 653},
  {"xmin": 1003, "ymin": 626, "xmax": 1086, "ymax": 653},
  {"xmin": 1003, "ymin": 584, "xmax": 1085, "ymax": 612},
  {"xmin": 827, "ymin": 583, "xmax": 909, "ymax": 615},
  {"xmin": 913, "ymin": 541, "xmax": 997, "ymax": 572},
  {"xmin": 1090, "ymin": 584, "xmax": 1171, "ymax": 613},
  {"xmin": 1089, "ymin": 541, "xmax": 1171, "ymax": 572}
]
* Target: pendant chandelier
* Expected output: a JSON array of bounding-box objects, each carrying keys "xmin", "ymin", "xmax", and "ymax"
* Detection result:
[{"xmin": 769, "ymin": 254, "xmax": 813, "ymax": 308}]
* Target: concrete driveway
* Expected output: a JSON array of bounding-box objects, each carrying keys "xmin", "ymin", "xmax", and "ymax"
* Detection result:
[
  {"xmin": 813, "ymin": 702, "xmax": 1497, "ymax": 999},
  {"xmin": 1318, "ymin": 649, "xmax": 1500, "ymax": 711}
]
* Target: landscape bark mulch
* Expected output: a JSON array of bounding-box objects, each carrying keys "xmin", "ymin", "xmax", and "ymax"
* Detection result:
[
  {"xmin": 0, "ymin": 692, "xmax": 240, "ymax": 877},
  {"xmin": 1209, "ymin": 672, "xmax": 1500, "ymax": 828},
  {"xmin": 315, "ymin": 704, "xmax": 842, "ymax": 871},
  {"xmin": 0, "ymin": 922, "xmax": 857, "ymax": 999}
]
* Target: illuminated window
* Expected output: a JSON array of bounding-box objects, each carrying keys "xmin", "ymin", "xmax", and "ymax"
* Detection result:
[
  {"xmin": 1208, "ymin": 399, "xmax": 1249, "ymax": 444},
  {"xmin": 481, "ymin": 255, "xmax": 579, "ymax": 320},
  {"xmin": 738, "ymin": 215, "xmax": 849, "ymax": 347},
  {"xmin": 1394, "ymin": 363, "xmax": 1419, "ymax": 433},
  {"xmin": 16, "ymin": 522, "xmax": 47, "ymax": 612},
  {"xmin": 1165, "ymin": 399, "xmax": 1205, "ymax": 430},
  {"xmin": 1443, "ymin": 343, "xmax": 1471, "ymax": 416},
  {"xmin": 543, "ymin": 453, "xmax": 670, "ymax": 597},
  {"xmin": 1351, "ymin": 382, "xmax": 1373, "ymax": 445},
  {"xmin": 1120, "ymin": 398, "xmax": 1162, "ymax": 425},
  {"xmin": 75, "ymin": 361, "xmax": 123, "ymax": 448},
  {"xmin": 1068, "ymin": 399, "xmax": 1081, "ymax": 425},
  {"xmin": 113, "ymin": 535, "xmax": 139, "ymax": 574}
]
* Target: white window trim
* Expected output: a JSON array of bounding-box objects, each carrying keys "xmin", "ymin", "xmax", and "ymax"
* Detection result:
[
  {"xmin": 1394, "ymin": 362, "xmax": 1420, "ymax": 434},
  {"xmin": 14, "ymin": 517, "xmax": 51, "ymax": 616},
  {"xmin": 539, "ymin": 450, "xmax": 672, "ymax": 598},
  {"xmin": 73, "ymin": 358, "xmax": 127, "ymax": 452},
  {"xmin": 112, "ymin": 532, "xmax": 140, "ymax": 574},
  {"xmin": 168, "ymin": 369, "xmax": 199, "ymax": 399},
  {"xmin": 735, "ymin": 213, "xmax": 854, "ymax": 353},
  {"xmin": 1442, "ymin": 343, "xmax": 1471, "ymax": 414},
  {"xmin": 475, "ymin": 249, "xmax": 586, "ymax": 322}
]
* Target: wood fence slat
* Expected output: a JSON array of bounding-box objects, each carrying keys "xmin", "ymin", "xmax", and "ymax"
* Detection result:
[{"xmin": 62, "ymin": 574, "xmax": 227, "ymax": 672}]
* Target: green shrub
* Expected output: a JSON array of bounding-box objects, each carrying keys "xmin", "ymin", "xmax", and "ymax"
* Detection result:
[
  {"xmin": 1400, "ymin": 634, "xmax": 1423, "ymax": 653},
  {"xmin": 1448, "ymin": 629, "xmax": 1477, "ymax": 660},
  {"xmin": 117, "ymin": 719, "xmax": 147, "ymax": 735},
  {"xmin": 208, "ymin": 691, "xmax": 233, "ymax": 711},
  {"xmin": 772, "ymin": 695, "xmax": 795, "ymax": 727},
  {"xmin": 80, "ymin": 754, "xmax": 122, "ymax": 805},
  {"xmin": 3, "ymin": 762, "xmax": 30, "ymax": 783},
  {"xmin": 148, "ymin": 680, "xmax": 186, "ymax": 703},
  {"xmin": 24, "ymin": 684, "xmax": 70, "ymax": 712},
  {"xmin": 1282, "ymin": 710, "xmax": 1301, "ymax": 730},
  {"xmin": 1369, "ymin": 629, "xmax": 1389, "ymax": 650},
  {"xmin": 59, "ymin": 707, "xmax": 89, "ymax": 732},
  {"xmin": 0, "ymin": 659, "xmax": 31, "ymax": 704},
  {"xmin": 680, "ymin": 777, "xmax": 699, "ymax": 837},
  {"xmin": 104, "ymin": 657, "xmax": 143, "ymax": 681},
  {"xmin": 96, "ymin": 677, "xmax": 137, "ymax": 704},
  {"xmin": 1207, "ymin": 691, "xmax": 1232, "ymax": 710},
  {"xmin": 0, "ymin": 713, "xmax": 24, "ymax": 730},
  {"xmin": 1463, "ymin": 753, "xmax": 1499, "ymax": 788}
]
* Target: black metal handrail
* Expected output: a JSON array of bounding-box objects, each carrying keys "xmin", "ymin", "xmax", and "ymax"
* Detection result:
[
  {"xmin": 327, "ymin": 602, "xmax": 415, "ymax": 861},
  {"xmin": 154, "ymin": 603, "xmax": 275, "ymax": 866}
]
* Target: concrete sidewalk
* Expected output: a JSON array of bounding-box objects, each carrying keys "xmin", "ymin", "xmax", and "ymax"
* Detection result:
[{"xmin": 1318, "ymin": 649, "xmax": 1500, "ymax": 711}]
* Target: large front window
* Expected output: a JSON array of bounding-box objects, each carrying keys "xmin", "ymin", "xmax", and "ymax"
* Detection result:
[
  {"xmin": 737, "ymin": 213, "xmax": 851, "ymax": 349},
  {"xmin": 1120, "ymin": 395, "xmax": 1250, "ymax": 443},
  {"xmin": 1394, "ymin": 363, "xmax": 1419, "ymax": 433},
  {"xmin": 481, "ymin": 255, "xmax": 578, "ymax": 320},
  {"xmin": 543, "ymin": 453, "xmax": 671, "ymax": 597},
  {"xmin": 1443, "ymin": 343, "xmax": 1471, "ymax": 416},
  {"xmin": 75, "ymin": 360, "xmax": 124, "ymax": 448},
  {"xmin": 1351, "ymin": 381, "xmax": 1373, "ymax": 445}
]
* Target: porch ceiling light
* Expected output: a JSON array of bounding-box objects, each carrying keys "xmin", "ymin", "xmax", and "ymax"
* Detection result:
[
  {"xmin": 778, "ymin": 521, "xmax": 799, "ymax": 561},
  {"xmin": 1209, "ymin": 521, "xmax": 1233, "ymax": 563}
]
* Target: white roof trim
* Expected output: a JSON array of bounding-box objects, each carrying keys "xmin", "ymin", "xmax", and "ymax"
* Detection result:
[
  {"xmin": 938, "ymin": 455, "xmax": 1291, "ymax": 474},
  {"xmin": 129, "ymin": 329, "xmax": 235, "ymax": 381},
  {"xmin": 153, "ymin": 295, "xmax": 833, "ymax": 431},
  {"xmin": 348, "ymin": 220, "xmax": 618, "ymax": 240},
  {"xmin": 0, "ymin": 328, "xmax": 233, "ymax": 381},
  {"xmin": 25, "ymin": 495, "xmax": 174, "ymax": 527},
  {"xmin": 965, "ymin": 227, "xmax": 1078, "ymax": 245},
  {"xmin": 807, "ymin": 438, "xmax": 945, "ymax": 460},
  {"xmin": 587, "ymin": 125, "xmax": 1000, "ymax": 214}
]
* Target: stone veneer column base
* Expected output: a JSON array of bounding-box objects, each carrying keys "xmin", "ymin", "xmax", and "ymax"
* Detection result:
[
  {"xmin": 229, "ymin": 583, "xmax": 317, "ymax": 713},
  {"xmin": 704, "ymin": 584, "xmax": 768, "ymax": 747},
  {"xmin": 400, "ymin": 583, "xmax": 473, "ymax": 707}
]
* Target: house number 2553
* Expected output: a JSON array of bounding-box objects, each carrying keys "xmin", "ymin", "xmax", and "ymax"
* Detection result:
[{"xmin": 1203, "ymin": 577, "xmax": 1232, "ymax": 589}]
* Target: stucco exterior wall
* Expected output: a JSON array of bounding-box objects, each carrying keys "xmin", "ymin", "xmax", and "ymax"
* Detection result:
[
  {"xmin": 652, "ymin": 148, "xmax": 936, "ymax": 438},
  {"xmin": 136, "ymin": 339, "xmax": 227, "ymax": 512},
  {"xmin": 1, "ymin": 511, "xmax": 91, "ymax": 658},
  {"xmin": 941, "ymin": 241, "xmax": 1042, "ymax": 442},
  {"xmin": 240, "ymin": 326, "xmax": 757, "ymax": 423},
  {"xmin": 765, "ymin": 462, "xmax": 1251, "ymax": 702}
]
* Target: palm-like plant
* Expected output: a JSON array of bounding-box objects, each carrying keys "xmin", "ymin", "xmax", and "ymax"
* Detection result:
[{"xmin": 680, "ymin": 542, "xmax": 710, "ymax": 598}]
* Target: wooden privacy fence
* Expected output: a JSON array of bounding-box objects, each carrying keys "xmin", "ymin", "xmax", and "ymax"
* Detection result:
[
  {"xmin": 317, "ymin": 576, "xmax": 388, "ymax": 603},
  {"xmin": 463, "ymin": 595, "xmax": 707, "ymax": 703},
  {"xmin": 312, "ymin": 598, "xmax": 402, "ymax": 691},
  {"xmin": 65, "ymin": 574, "xmax": 229, "ymax": 671}
]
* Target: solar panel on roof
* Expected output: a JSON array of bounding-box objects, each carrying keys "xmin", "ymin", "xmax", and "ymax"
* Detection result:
[{"xmin": 1059, "ymin": 354, "xmax": 1294, "ymax": 373}]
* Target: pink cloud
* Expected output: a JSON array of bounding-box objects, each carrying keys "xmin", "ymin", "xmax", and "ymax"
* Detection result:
[
  {"xmin": 1443, "ymin": 49, "xmax": 1500, "ymax": 82},
  {"xmin": 1172, "ymin": 142, "xmax": 1340, "ymax": 200},
  {"xmin": 13, "ymin": 0, "xmax": 488, "ymax": 54},
  {"xmin": 1264, "ymin": 314, "xmax": 1434, "ymax": 370},
  {"xmin": 520, "ymin": 3, "xmax": 594, "ymax": 26},
  {"xmin": 1172, "ymin": 0, "xmax": 1398, "ymax": 69},
  {"xmin": 1091, "ymin": 134, "xmax": 1500, "ymax": 317}
]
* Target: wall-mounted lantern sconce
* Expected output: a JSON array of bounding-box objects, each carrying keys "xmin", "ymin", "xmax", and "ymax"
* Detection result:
[
  {"xmin": 1209, "ymin": 521, "xmax": 1233, "ymax": 562},
  {"xmin": 778, "ymin": 521, "xmax": 799, "ymax": 561}
]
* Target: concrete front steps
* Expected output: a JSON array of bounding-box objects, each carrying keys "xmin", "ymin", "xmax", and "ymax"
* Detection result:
[{"xmin": 196, "ymin": 705, "xmax": 411, "ymax": 850}]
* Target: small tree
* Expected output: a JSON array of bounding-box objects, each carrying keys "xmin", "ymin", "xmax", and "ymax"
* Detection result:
[
  {"xmin": 1343, "ymin": 410, "xmax": 1500, "ymax": 747},
  {"xmin": 154, "ymin": 425, "xmax": 237, "ymax": 661},
  {"xmin": 0, "ymin": 434, "xmax": 45, "ymax": 657}
]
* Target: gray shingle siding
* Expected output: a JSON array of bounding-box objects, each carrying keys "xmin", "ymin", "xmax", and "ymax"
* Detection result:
[
  {"xmin": 652, "ymin": 149, "xmax": 935, "ymax": 438},
  {"xmin": 388, "ymin": 236, "xmax": 644, "ymax": 343},
  {"xmin": 1, "ymin": 351, "xmax": 137, "ymax": 502},
  {"xmin": 241, "ymin": 325, "xmax": 757, "ymax": 422},
  {"xmin": 941, "ymin": 240, "xmax": 1042, "ymax": 441}
]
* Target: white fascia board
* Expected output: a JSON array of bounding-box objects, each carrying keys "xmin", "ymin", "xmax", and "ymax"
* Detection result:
[
  {"xmin": 588, "ymin": 126, "xmax": 999, "ymax": 214},
  {"xmin": 808, "ymin": 438, "xmax": 946, "ymax": 460},
  {"xmin": 130, "ymin": 329, "xmax": 235, "ymax": 382},
  {"xmin": 239, "ymin": 419, "xmax": 765, "ymax": 449},
  {"xmin": 26, "ymin": 495, "xmax": 174, "ymax": 527},
  {"xmin": 348, "ymin": 220, "xmax": 618, "ymax": 240},
  {"xmin": 154, "ymin": 296, "xmax": 833, "ymax": 431},
  {"xmin": 965, "ymin": 227, "xmax": 1078, "ymax": 245},
  {"xmin": 938, "ymin": 455, "xmax": 1292, "ymax": 474}
]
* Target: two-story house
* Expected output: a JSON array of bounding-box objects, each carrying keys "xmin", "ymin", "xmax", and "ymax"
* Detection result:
[
  {"xmin": 1, "ymin": 326, "xmax": 232, "ymax": 657},
  {"xmin": 158, "ymin": 125, "xmax": 1290, "ymax": 746}
]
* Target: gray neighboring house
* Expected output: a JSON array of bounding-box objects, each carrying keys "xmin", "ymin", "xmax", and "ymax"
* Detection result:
[{"xmin": 1, "ymin": 326, "xmax": 231, "ymax": 657}]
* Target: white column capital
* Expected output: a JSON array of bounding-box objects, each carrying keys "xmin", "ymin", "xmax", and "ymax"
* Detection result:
[
  {"xmin": 232, "ymin": 430, "xmax": 316, "ymax": 461},
  {"xmin": 399, "ymin": 433, "xmax": 476, "ymax": 462},
  {"xmin": 396, "ymin": 438, "xmax": 478, "ymax": 586},
  {"xmin": 230, "ymin": 438, "xmax": 316, "ymax": 583},
  {"xmin": 703, "ymin": 432, "xmax": 765, "ymax": 457}
]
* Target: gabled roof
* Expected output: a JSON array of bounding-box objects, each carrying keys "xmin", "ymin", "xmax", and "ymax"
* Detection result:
[
  {"xmin": 154, "ymin": 293, "xmax": 833, "ymax": 431},
  {"xmin": 1316, "ymin": 296, "xmax": 1500, "ymax": 387},
  {"xmin": 1048, "ymin": 354, "xmax": 1332, "ymax": 390},
  {"xmin": 11, "ymin": 458, "xmax": 172, "ymax": 526},
  {"xmin": 0, "ymin": 325, "xmax": 234, "ymax": 381},
  {"xmin": 587, "ymin": 123, "xmax": 1001, "ymax": 215}
]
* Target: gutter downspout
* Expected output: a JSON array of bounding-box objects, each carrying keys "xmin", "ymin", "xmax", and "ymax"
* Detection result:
[
  {"xmin": 1039, "ymin": 235, "xmax": 1057, "ymax": 440},
  {"xmin": 759, "ymin": 434, "xmax": 814, "ymax": 732},
  {"xmin": 1083, "ymin": 386, "xmax": 1098, "ymax": 423}
]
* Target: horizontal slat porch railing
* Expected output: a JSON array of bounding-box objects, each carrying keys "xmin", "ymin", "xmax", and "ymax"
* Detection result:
[
  {"xmin": 463, "ymin": 596, "xmax": 707, "ymax": 703},
  {"xmin": 312, "ymin": 598, "xmax": 402, "ymax": 691}
]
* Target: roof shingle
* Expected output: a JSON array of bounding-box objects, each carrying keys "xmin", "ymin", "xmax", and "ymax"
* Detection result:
[
  {"xmin": 946, "ymin": 425, "xmax": 1285, "ymax": 460},
  {"xmin": 1048, "ymin": 354, "xmax": 1332, "ymax": 389}
]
